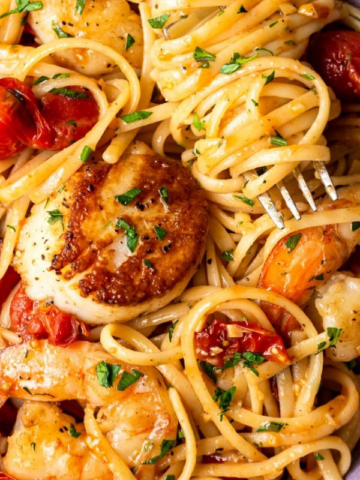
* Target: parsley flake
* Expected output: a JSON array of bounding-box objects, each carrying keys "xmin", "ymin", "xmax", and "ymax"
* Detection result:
[
  {"xmin": 117, "ymin": 369, "xmax": 144, "ymax": 391},
  {"xmin": 193, "ymin": 112, "xmax": 205, "ymax": 131},
  {"xmin": 96, "ymin": 361, "xmax": 121, "ymax": 388},
  {"xmin": 33, "ymin": 76, "xmax": 49, "ymax": 85},
  {"xmin": 154, "ymin": 225, "xmax": 167, "ymax": 240},
  {"xmin": 143, "ymin": 439, "xmax": 176, "ymax": 464},
  {"xmin": 256, "ymin": 422, "xmax": 287, "ymax": 432},
  {"xmin": 47, "ymin": 209, "xmax": 64, "ymax": 230},
  {"xmin": 52, "ymin": 21, "xmax": 73, "ymax": 38},
  {"xmin": 125, "ymin": 34, "xmax": 135, "ymax": 51},
  {"xmin": 117, "ymin": 218, "xmax": 139, "ymax": 253},
  {"xmin": 327, "ymin": 327, "xmax": 342, "ymax": 347},
  {"xmin": 159, "ymin": 186, "xmax": 169, "ymax": 204},
  {"xmin": 148, "ymin": 13, "xmax": 170, "ymax": 29},
  {"xmin": 234, "ymin": 194, "xmax": 255, "ymax": 207},
  {"xmin": 6, "ymin": 225, "xmax": 16, "ymax": 232},
  {"xmin": 199, "ymin": 361, "xmax": 217, "ymax": 382},
  {"xmin": 302, "ymin": 73, "xmax": 315, "ymax": 81},
  {"xmin": 221, "ymin": 250, "xmax": 234, "ymax": 262},
  {"xmin": 314, "ymin": 453, "xmax": 324, "ymax": 461},
  {"xmin": 270, "ymin": 131, "xmax": 287, "ymax": 146},
  {"xmin": 237, "ymin": 4, "xmax": 247, "ymax": 12},
  {"xmin": 49, "ymin": 88, "xmax": 90, "ymax": 99},
  {"xmin": 213, "ymin": 386, "xmax": 236, "ymax": 420},
  {"xmin": 169, "ymin": 319, "xmax": 179, "ymax": 342},
  {"xmin": 222, "ymin": 352, "xmax": 242, "ymax": 370},
  {"xmin": 262, "ymin": 70, "xmax": 275, "ymax": 85},
  {"xmin": 352, "ymin": 222, "xmax": 360, "ymax": 231},
  {"xmin": 120, "ymin": 111, "xmax": 153, "ymax": 124},
  {"xmin": 0, "ymin": 0, "xmax": 43, "ymax": 19},
  {"xmin": 69, "ymin": 423, "xmax": 81, "ymax": 438},
  {"xmin": 75, "ymin": 0, "xmax": 86, "ymax": 14},
  {"xmin": 193, "ymin": 46, "xmax": 216, "ymax": 63},
  {"xmin": 80, "ymin": 145, "xmax": 93, "ymax": 163},
  {"xmin": 144, "ymin": 259, "xmax": 154, "ymax": 269},
  {"xmin": 285, "ymin": 233, "xmax": 302, "ymax": 253},
  {"xmin": 115, "ymin": 188, "xmax": 142, "ymax": 206}
]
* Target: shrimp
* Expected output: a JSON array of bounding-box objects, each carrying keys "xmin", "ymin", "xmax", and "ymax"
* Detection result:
[
  {"xmin": 316, "ymin": 272, "xmax": 360, "ymax": 362},
  {"xmin": 0, "ymin": 340, "xmax": 178, "ymax": 469},
  {"xmin": 27, "ymin": 0, "xmax": 143, "ymax": 76},
  {"xmin": 3, "ymin": 401, "xmax": 112, "ymax": 480},
  {"xmin": 258, "ymin": 185, "xmax": 360, "ymax": 338}
]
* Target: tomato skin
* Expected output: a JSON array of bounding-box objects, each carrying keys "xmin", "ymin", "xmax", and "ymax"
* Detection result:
[
  {"xmin": 10, "ymin": 283, "xmax": 89, "ymax": 346},
  {"xmin": 40, "ymin": 87, "xmax": 99, "ymax": 150},
  {"xmin": 0, "ymin": 266, "xmax": 21, "ymax": 309},
  {"xmin": 0, "ymin": 474, "xmax": 17, "ymax": 480},
  {"xmin": 0, "ymin": 84, "xmax": 26, "ymax": 160},
  {"xmin": 308, "ymin": 30, "xmax": 360, "ymax": 102},
  {"xmin": 195, "ymin": 319, "xmax": 289, "ymax": 366},
  {"xmin": 0, "ymin": 78, "xmax": 54, "ymax": 150}
]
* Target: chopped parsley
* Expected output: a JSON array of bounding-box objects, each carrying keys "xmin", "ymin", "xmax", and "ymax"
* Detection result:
[
  {"xmin": 284, "ymin": 40, "xmax": 297, "ymax": 46},
  {"xmin": 115, "ymin": 188, "xmax": 142, "ymax": 206},
  {"xmin": 120, "ymin": 111, "xmax": 153, "ymax": 124},
  {"xmin": 148, "ymin": 13, "xmax": 170, "ymax": 29},
  {"xmin": 49, "ymin": 88, "xmax": 90, "ymax": 99},
  {"xmin": 143, "ymin": 439, "xmax": 176, "ymax": 464},
  {"xmin": 346, "ymin": 360, "xmax": 357, "ymax": 370},
  {"xmin": 221, "ymin": 250, "xmax": 234, "ymax": 262},
  {"xmin": 165, "ymin": 476, "xmax": 175, "ymax": 480},
  {"xmin": 154, "ymin": 225, "xmax": 167, "ymax": 240},
  {"xmin": 47, "ymin": 209, "xmax": 64, "ymax": 230},
  {"xmin": 238, "ymin": 4, "xmax": 247, "ymax": 12},
  {"xmin": 159, "ymin": 186, "xmax": 169, "ymax": 204},
  {"xmin": 52, "ymin": 73, "xmax": 70, "ymax": 79},
  {"xmin": 270, "ymin": 131, "xmax": 287, "ymax": 146},
  {"xmin": 352, "ymin": 222, "xmax": 360, "ymax": 231},
  {"xmin": 0, "ymin": 0, "xmax": 43, "ymax": 19},
  {"xmin": 220, "ymin": 52, "xmax": 258, "ymax": 75},
  {"xmin": 30, "ymin": 442, "xmax": 36, "ymax": 451},
  {"xmin": 125, "ymin": 34, "xmax": 135, "ymax": 51},
  {"xmin": 314, "ymin": 453, "xmax": 324, "ymax": 461},
  {"xmin": 69, "ymin": 423, "xmax": 81, "ymax": 438},
  {"xmin": 75, "ymin": 0, "xmax": 86, "ymax": 14},
  {"xmin": 327, "ymin": 327, "xmax": 342, "ymax": 347},
  {"xmin": 251, "ymin": 99, "xmax": 259, "ymax": 106},
  {"xmin": 243, "ymin": 352, "xmax": 265, "ymax": 364},
  {"xmin": 58, "ymin": 184, "xmax": 65, "ymax": 193},
  {"xmin": 169, "ymin": 319, "xmax": 179, "ymax": 342},
  {"xmin": 285, "ymin": 233, "xmax": 302, "ymax": 253},
  {"xmin": 269, "ymin": 20, "xmax": 278, "ymax": 27},
  {"xmin": 302, "ymin": 73, "xmax": 315, "ymax": 81},
  {"xmin": 80, "ymin": 145, "xmax": 93, "ymax": 163},
  {"xmin": 234, "ymin": 194, "xmax": 255, "ymax": 207},
  {"xmin": 52, "ymin": 21, "xmax": 73, "ymax": 38},
  {"xmin": 6, "ymin": 225, "xmax": 16, "ymax": 232},
  {"xmin": 96, "ymin": 361, "xmax": 121, "ymax": 388},
  {"xmin": 262, "ymin": 70, "xmax": 275, "ymax": 85},
  {"xmin": 33, "ymin": 75, "xmax": 49, "ymax": 85},
  {"xmin": 256, "ymin": 422, "xmax": 287, "ymax": 432},
  {"xmin": 193, "ymin": 46, "xmax": 216, "ymax": 63},
  {"xmin": 222, "ymin": 352, "xmax": 242, "ymax": 370},
  {"xmin": 199, "ymin": 361, "xmax": 217, "ymax": 383},
  {"xmin": 213, "ymin": 386, "xmax": 236, "ymax": 420},
  {"xmin": 317, "ymin": 341, "xmax": 326, "ymax": 351},
  {"xmin": 193, "ymin": 112, "xmax": 205, "ymax": 132},
  {"xmin": 255, "ymin": 47, "xmax": 274, "ymax": 56},
  {"xmin": 117, "ymin": 218, "xmax": 139, "ymax": 253},
  {"xmin": 117, "ymin": 369, "xmax": 144, "ymax": 391},
  {"xmin": 198, "ymin": 61, "xmax": 210, "ymax": 69},
  {"xmin": 23, "ymin": 387, "xmax": 33, "ymax": 395},
  {"xmin": 144, "ymin": 259, "xmax": 154, "ymax": 269}
]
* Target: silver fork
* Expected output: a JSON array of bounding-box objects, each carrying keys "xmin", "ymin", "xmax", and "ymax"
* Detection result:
[{"xmin": 244, "ymin": 162, "xmax": 337, "ymax": 229}]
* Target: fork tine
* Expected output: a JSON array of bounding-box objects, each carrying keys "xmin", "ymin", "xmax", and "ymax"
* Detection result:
[
  {"xmin": 242, "ymin": 172, "xmax": 285, "ymax": 228},
  {"xmin": 293, "ymin": 166, "xmax": 317, "ymax": 211},
  {"xmin": 257, "ymin": 192, "xmax": 285, "ymax": 229},
  {"xmin": 276, "ymin": 180, "xmax": 301, "ymax": 220},
  {"xmin": 313, "ymin": 161, "xmax": 338, "ymax": 201}
]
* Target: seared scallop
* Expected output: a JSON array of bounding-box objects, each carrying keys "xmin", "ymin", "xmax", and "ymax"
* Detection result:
[
  {"xmin": 14, "ymin": 142, "xmax": 208, "ymax": 324},
  {"xmin": 27, "ymin": 0, "xmax": 143, "ymax": 76}
]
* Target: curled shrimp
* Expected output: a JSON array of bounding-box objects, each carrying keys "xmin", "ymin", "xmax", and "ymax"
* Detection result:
[
  {"xmin": 258, "ymin": 185, "xmax": 360, "ymax": 339},
  {"xmin": 0, "ymin": 340, "xmax": 178, "ymax": 476},
  {"xmin": 3, "ymin": 401, "xmax": 112, "ymax": 480}
]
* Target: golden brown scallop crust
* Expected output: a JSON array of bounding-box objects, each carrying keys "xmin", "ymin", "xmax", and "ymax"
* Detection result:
[{"xmin": 50, "ymin": 149, "xmax": 208, "ymax": 307}]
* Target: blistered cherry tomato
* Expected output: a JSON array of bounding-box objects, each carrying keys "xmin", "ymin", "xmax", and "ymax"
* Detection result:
[
  {"xmin": 308, "ymin": 30, "xmax": 360, "ymax": 102},
  {"xmin": 0, "ymin": 78, "xmax": 54, "ymax": 151},
  {"xmin": 10, "ymin": 282, "xmax": 89, "ymax": 346},
  {"xmin": 0, "ymin": 474, "xmax": 17, "ymax": 480},
  {"xmin": 40, "ymin": 86, "xmax": 99, "ymax": 150},
  {"xmin": 194, "ymin": 318, "xmax": 289, "ymax": 366}
]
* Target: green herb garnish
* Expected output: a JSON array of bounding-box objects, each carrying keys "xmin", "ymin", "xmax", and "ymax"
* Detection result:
[
  {"xmin": 285, "ymin": 233, "xmax": 302, "ymax": 253},
  {"xmin": 117, "ymin": 369, "xmax": 144, "ymax": 391},
  {"xmin": 117, "ymin": 218, "xmax": 139, "ymax": 253},
  {"xmin": 115, "ymin": 188, "xmax": 142, "ymax": 206},
  {"xmin": 96, "ymin": 361, "xmax": 121, "ymax": 388}
]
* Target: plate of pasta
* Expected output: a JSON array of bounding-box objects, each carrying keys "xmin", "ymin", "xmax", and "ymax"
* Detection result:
[{"xmin": 0, "ymin": 0, "xmax": 360, "ymax": 479}]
